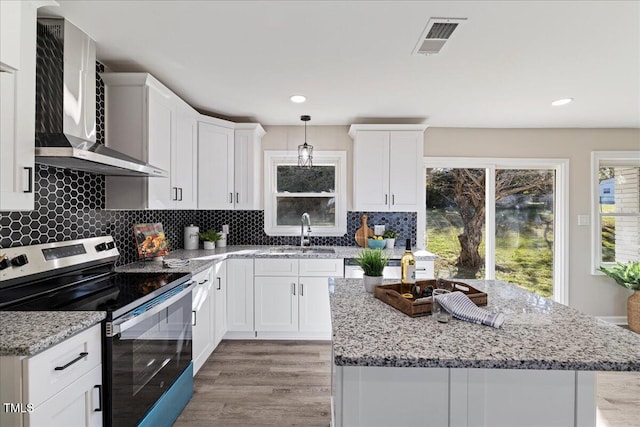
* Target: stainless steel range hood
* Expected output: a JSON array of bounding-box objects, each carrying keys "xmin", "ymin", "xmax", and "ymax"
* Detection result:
[{"xmin": 34, "ymin": 18, "xmax": 167, "ymax": 178}]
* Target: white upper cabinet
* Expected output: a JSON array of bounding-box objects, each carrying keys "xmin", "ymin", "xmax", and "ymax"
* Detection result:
[
  {"xmin": 0, "ymin": 1, "xmax": 22, "ymax": 70},
  {"xmin": 197, "ymin": 119, "xmax": 235, "ymax": 209},
  {"xmin": 102, "ymin": 73, "xmax": 197, "ymax": 210},
  {"xmin": 349, "ymin": 125, "xmax": 427, "ymax": 212},
  {"xmin": 198, "ymin": 120, "xmax": 265, "ymax": 210},
  {"xmin": 0, "ymin": 1, "xmax": 43, "ymax": 212}
]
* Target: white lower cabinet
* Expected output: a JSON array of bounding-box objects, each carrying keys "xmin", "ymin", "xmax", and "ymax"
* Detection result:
[
  {"xmin": 191, "ymin": 267, "xmax": 214, "ymax": 375},
  {"xmin": 226, "ymin": 258, "xmax": 255, "ymax": 335},
  {"xmin": 255, "ymin": 276, "xmax": 299, "ymax": 332},
  {"xmin": 27, "ymin": 364, "xmax": 103, "ymax": 427},
  {"xmin": 0, "ymin": 324, "xmax": 103, "ymax": 427},
  {"xmin": 213, "ymin": 260, "xmax": 227, "ymax": 348},
  {"xmin": 254, "ymin": 258, "xmax": 342, "ymax": 338}
]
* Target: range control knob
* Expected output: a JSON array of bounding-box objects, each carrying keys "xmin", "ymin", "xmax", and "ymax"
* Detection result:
[
  {"xmin": 11, "ymin": 254, "xmax": 29, "ymax": 267},
  {"xmin": 0, "ymin": 256, "xmax": 10, "ymax": 270},
  {"xmin": 95, "ymin": 243, "xmax": 107, "ymax": 252},
  {"xmin": 106, "ymin": 241, "xmax": 116, "ymax": 250}
]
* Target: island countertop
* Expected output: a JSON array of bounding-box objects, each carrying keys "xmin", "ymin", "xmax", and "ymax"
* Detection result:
[{"xmin": 329, "ymin": 278, "xmax": 640, "ymax": 371}]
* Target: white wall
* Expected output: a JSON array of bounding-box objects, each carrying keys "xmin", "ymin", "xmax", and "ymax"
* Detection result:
[{"xmin": 261, "ymin": 125, "xmax": 639, "ymax": 317}]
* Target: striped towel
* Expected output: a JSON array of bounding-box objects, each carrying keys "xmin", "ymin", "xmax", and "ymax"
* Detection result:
[{"xmin": 434, "ymin": 291, "xmax": 505, "ymax": 328}]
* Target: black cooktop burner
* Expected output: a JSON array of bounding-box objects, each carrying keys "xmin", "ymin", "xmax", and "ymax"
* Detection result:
[{"xmin": 0, "ymin": 271, "xmax": 190, "ymax": 318}]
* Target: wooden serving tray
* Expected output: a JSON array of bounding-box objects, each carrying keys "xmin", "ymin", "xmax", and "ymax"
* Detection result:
[{"xmin": 373, "ymin": 279, "xmax": 488, "ymax": 317}]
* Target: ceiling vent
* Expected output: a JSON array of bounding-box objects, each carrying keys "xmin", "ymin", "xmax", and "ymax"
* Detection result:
[{"xmin": 412, "ymin": 17, "xmax": 467, "ymax": 56}]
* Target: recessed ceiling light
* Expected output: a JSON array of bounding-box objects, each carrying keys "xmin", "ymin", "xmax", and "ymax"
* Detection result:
[
  {"xmin": 290, "ymin": 95, "xmax": 306, "ymax": 103},
  {"xmin": 551, "ymin": 98, "xmax": 574, "ymax": 106}
]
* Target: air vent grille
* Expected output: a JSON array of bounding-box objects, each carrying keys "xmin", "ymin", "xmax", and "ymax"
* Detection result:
[
  {"xmin": 426, "ymin": 22, "xmax": 458, "ymax": 40},
  {"xmin": 413, "ymin": 18, "xmax": 467, "ymax": 56}
]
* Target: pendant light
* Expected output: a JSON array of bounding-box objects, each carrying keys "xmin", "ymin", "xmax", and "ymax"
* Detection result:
[{"xmin": 298, "ymin": 115, "xmax": 313, "ymax": 168}]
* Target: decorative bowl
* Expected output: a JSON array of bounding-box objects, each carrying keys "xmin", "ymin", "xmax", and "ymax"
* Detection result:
[{"xmin": 368, "ymin": 238, "xmax": 387, "ymax": 249}]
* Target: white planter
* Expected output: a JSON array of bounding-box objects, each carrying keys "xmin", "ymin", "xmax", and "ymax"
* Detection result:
[
  {"xmin": 385, "ymin": 238, "xmax": 396, "ymax": 249},
  {"xmin": 203, "ymin": 241, "xmax": 216, "ymax": 250},
  {"xmin": 216, "ymin": 234, "xmax": 227, "ymax": 248},
  {"xmin": 363, "ymin": 275, "xmax": 383, "ymax": 293}
]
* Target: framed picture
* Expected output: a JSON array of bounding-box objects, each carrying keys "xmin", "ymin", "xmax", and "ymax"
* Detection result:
[{"xmin": 133, "ymin": 223, "xmax": 170, "ymax": 259}]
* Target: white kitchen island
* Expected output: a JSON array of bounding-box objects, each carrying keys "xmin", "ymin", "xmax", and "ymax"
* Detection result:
[{"xmin": 329, "ymin": 278, "xmax": 640, "ymax": 427}]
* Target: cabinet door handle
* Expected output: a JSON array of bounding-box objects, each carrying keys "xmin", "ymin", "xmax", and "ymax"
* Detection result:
[
  {"xmin": 229, "ymin": 192, "xmax": 233, "ymax": 203},
  {"xmin": 217, "ymin": 277, "xmax": 221, "ymax": 290},
  {"xmin": 23, "ymin": 167, "xmax": 33, "ymax": 193},
  {"xmin": 385, "ymin": 194, "xmax": 388, "ymax": 205},
  {"xmin": 178, "ymin": 187, "xmax": 183, "ymax": 201},
  {"xmin": 291, "ymin": 282, "xmax": 296, "ymax": 296},
  {"xmin": 94, "ymin": 385, "xmax": 103, "ymax": 412},
  {"xmin": 192, "ymin": 310, "xmax": 196, "ymax": 326},
  {"xmin": 54, "ymin": 352, "xmax": 88, "ymax": 370},
  {"xmin": 392, "ymin": 194, "xmax": 395, "ymax": 205},
  {"xmin": 300, "ymin": 283, "xmax": 304, "ymax": 296},
  {"xmin": 236, "ymin": 192, "xmax": 239, "ymax": 204},
  {"xmin": 172, "ymin": 187, "xmax": 178, "ymax": 201}
]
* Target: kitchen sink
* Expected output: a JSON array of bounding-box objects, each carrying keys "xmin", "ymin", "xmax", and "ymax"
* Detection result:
[{"xmin": 266, "ymin": 246, "xmax": 335, "ymax": 255}]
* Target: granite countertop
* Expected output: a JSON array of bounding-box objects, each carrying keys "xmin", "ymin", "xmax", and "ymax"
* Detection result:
[
  {"xmin": 116, "ymin": 245, "xmax": 437, "ymax": 274},
  {"xmin": 0, "ymin": 311, "xmax": 106, "ymax": 356},
  {"xmin": 329, "ymin": 278, "xmax": 640, "ymax": 371}
]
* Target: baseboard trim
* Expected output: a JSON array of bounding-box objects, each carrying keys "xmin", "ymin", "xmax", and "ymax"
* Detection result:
[{"xmin": 595, "ymin": 316, "xmax": 628, "ymax": 325}]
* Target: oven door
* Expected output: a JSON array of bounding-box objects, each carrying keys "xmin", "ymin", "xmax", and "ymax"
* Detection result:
[{"xmin": 105, "ymin": 282, "xmax": 193, "ymax": 427}]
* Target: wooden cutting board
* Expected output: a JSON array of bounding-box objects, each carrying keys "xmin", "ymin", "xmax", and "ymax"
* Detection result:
[{"xmin": 354, "ymin": 214, "xmax": 374, "ymax": 247}]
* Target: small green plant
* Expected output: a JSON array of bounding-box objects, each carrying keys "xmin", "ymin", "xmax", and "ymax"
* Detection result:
[
  {"xmin": 198, "ymin": 229, "xmax": 221, "ymax": 242},
  {"xmin": 600, "ymin": 261, "xmax": 640, "ymax": 291},
  {"xmin": 383, "ymin": 229, "xmax": 397, "ymax": 239},
  {"xmin": 355, "ymin": 248, "xmax": 389, "ymax": 277}
]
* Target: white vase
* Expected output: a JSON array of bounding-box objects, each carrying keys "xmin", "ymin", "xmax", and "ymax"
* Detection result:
[
  {"xmin": 203, "ymin": 241, "xmax": 215, "ymax": 250},
  {"xmin": 363, "ymin": 274, "xmax": 383, "ymax": 293},
  {"xmin": 216, "ymin": 234, "xmax": 227, "ymax": 248},
  {"xmin": 385, "ymin": 238, "xmax": 395, "ymax": 249}
]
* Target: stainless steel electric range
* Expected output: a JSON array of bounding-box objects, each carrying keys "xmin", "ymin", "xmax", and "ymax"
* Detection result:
[{"xmin": 0, "ymin": 236, "xmax": 194, "ymax": 427}]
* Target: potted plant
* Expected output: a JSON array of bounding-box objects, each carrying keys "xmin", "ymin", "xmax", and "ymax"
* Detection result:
[
  {"xmin": 383, "ymin": 229, "xmax": 397, "ymax": 249},
  {"xmin": 198, "ymin": 229, "xmax": 221, "ymax": 250},
  {"xmin": 355, "ymin": 248, "xmax": 389, "ymax": 293},
  {"xmin": 600, "ymin": 261, "xmax": 640, "ymax": 333}
]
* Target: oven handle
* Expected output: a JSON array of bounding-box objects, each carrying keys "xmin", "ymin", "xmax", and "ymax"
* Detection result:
[{"xmin": 107, "ymin": 281, "xmax": 195, "ymax": 337}]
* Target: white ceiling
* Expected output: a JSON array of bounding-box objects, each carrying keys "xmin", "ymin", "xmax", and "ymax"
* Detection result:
[{"xmin": 41, "ymin": 1, "xmax": 640, "ymax": 127}]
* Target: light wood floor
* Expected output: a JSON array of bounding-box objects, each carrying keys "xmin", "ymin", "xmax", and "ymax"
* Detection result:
[
  {"xmin": 175, "ymin": 340, "xmax": 638, "ymax": 427},
  {"xmin": 174, "ymin": 340, "xmax": 332, "ymax": 426}
]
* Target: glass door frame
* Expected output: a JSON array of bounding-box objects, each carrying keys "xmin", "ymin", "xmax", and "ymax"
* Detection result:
[{"xmin": 419, "ymin": 157, "xmax": 569, "ymax": 304}]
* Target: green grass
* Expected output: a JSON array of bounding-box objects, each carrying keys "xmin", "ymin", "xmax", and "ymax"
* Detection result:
[{"xmin": 427, "ymin": 207, "xmax": 553, "ymax": 298}]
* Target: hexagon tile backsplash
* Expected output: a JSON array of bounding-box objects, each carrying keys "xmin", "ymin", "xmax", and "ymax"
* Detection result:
[{"xmin": 0, "ymin": 166, "xmax": 417, "ymax": 266}]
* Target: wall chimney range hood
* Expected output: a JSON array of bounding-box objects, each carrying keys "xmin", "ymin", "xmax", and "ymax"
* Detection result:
[{"xmin": 34, "ymin": 18, "xmax": 167, "ymax": 177}]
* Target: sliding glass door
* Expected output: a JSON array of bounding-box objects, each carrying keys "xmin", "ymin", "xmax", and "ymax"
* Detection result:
[{"xmin": 424, "ymin": 160, "xmax": 567, "ymax": 302}]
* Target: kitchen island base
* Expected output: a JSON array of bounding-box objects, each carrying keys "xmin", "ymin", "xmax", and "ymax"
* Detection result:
[{"xmin": 332, "ymin": 365, "xmax": 595, "ymax": 427}]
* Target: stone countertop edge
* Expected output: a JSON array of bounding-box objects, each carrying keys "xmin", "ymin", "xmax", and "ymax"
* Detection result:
[
  {"xmin": 329, "ymin": 278, "xmax": 640, "ymax": 372},
  {"xmin": 115, "ymin": 245, "xmax": 437, "ymax": 274},
  {"xmin": 0, "ymin": 311, "xmax": 106, "ymax": 357}
]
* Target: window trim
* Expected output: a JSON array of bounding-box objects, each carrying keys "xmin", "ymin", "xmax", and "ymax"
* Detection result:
[
  {"xmin": 590, "ymin": 151, "xmax": 640, "ymax": 274},
  {"xmin": 264, "ymin": 150, "xmax": 347, "ymax": 236},
  {"xmin": 419, "ymin": 157, "xmax": 569, "ymax": 304}
]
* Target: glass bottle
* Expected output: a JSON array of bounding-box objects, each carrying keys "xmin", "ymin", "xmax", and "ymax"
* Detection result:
[{"xmin": 401, "ymin": 238, "xmax": 416, "ymax": 294}]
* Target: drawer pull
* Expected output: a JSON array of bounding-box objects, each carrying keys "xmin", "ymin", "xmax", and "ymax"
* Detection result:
[
  {"xmin": 217, "ymin": 277, "xmax": 221, "ymax": 290},
  {"xmin": 94, "ymin": 385, "xmax": 103, "ymax": 412},
  {"xmin": 198, "ymin": 279, "xmax": 208, "ymax": 285},
  {"xmin": 54, "ymin": 352, "xmax": 88, "ymax": 371}
]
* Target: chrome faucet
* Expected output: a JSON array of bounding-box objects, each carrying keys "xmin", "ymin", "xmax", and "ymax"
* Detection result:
[{"xmin": 300, "ymin": 213, "xmax": 311, "ymax": 247}]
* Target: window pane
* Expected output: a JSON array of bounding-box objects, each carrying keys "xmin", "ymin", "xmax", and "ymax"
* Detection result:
[
  {"xmin": 599, "ymin": 165, "xmax": 640, "ymax": 264},
  {"xmin": 426, "ymin": 168, "xmax": 486, "ymax": 279},
  {"xmin": 276, "ymin": 197, "xmax": 336, "ymax": 226},
  {"xmin": 599, "ymin": 166, "xmax": 639, "ymax": 213},
  {"xmin": 495, "ymin": 169, "xmax": 555, "ymax": 298},
  {"xmin": 277, "ymin": 166, "xmax": 335, "ymax": 193}
]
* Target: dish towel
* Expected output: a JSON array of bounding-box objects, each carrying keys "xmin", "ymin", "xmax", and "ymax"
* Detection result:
[
  {"xmin": 434, "ymin": 291, "xmax": 505, "ymax": 328},
  {"xmin": 163, "ymin": 258, "xmax": 190, "ymax": 268}
]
